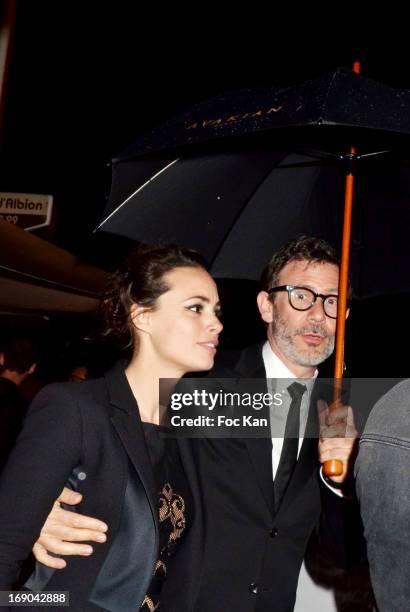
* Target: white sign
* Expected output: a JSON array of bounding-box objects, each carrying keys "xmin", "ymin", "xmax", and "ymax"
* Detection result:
[{"xmin": 0, "ymin": 192, "xmax": 53, "ymax": 230}]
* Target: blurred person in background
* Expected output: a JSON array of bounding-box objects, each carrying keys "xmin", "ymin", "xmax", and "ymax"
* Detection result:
[
  {"xmin": 69, "ymin": 364, "xmax": 90, "ymax": 381},
  {"xmin": 0, "ymin": 338, "xmax": 37, "ymax": 471}
]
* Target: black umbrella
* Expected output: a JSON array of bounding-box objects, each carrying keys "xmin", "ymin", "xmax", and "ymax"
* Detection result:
[
  {"xmin": 97, "ymin": 66, "xmax": 410, "ymax": 298},
  {"xmin": 100, "ymin": 66, "xmax": 410, "ymax": 162}
]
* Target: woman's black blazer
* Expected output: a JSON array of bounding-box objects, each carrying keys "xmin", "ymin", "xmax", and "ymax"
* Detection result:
[{"xmin": 0, "ymin": 362, "xmax": 204, "ymax": 611}]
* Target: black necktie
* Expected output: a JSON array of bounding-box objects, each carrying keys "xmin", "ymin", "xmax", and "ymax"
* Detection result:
[{"xmin": 274, "ymin": 382, "xmax": 306, "ymax": 512}]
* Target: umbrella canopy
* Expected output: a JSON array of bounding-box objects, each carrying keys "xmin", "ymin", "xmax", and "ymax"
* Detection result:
[
  {"xmin": 108, "ymin": 67, "xmax": 410, "ymax": 158},
  {"xmin": 97, "ymin": 67, "xmax": 410, "ymax": 297}
]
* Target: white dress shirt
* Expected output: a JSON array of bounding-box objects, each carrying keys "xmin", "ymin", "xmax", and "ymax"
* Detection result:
[{"xmin": 261, "ymin": 341, "xmax": 341, "ymax": 496}]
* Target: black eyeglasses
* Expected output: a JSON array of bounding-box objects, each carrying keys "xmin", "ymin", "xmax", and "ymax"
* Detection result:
[{"xmin": 268, "ymin": 285, "xmax": 339, "ymax": 318}]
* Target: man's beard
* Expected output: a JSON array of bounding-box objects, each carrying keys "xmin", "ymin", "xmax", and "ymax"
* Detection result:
[{"xmin": 271, "ymin": 307, "xmax": 335, "ymax": 367}]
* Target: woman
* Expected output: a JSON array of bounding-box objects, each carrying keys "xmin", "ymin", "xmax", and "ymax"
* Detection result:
[{"xmin": 0, "ymin": 243, "xmax": 222, "ymax": 611}]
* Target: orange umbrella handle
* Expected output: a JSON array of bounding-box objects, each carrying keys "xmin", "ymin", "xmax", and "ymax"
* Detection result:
[
  {"xmin": 323, "ymin": 61, "xmax": 360, "ymax": 479},
  {"xmin": 323, "ymin": 171, "xmax": 354, "ymax": 477}
]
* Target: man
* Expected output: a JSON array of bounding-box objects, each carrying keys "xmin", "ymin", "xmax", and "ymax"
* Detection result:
[
  {"xmin": 355, "ymin": 380, "xmax": 410, "ymax": 612},
  {"xmin": 187, "ymin": 236, "xmax": 357, "ymax": 611},
  {"xmin": 31, "ymin": 237, "xmax": 358, "ymax": 611},
  {"xmin": 0, "ymin": 338, "xmax": 37, "ymax": 471}
]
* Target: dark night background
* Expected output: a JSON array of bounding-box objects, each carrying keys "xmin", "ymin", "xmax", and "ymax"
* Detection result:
[{"xmin": 1, "ymin": 3, "xmax": 409, "ymax": 378}]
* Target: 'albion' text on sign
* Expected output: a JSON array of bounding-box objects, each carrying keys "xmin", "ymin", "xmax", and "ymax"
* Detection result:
[{"xmin": 0, "ymin": 192, "xmax": 53, "ymax": 231}]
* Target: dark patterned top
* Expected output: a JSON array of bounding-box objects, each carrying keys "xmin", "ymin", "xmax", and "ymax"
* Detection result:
[{"xmin": 140, "ymin": 423, "xmax": 192, "ymax": 611}]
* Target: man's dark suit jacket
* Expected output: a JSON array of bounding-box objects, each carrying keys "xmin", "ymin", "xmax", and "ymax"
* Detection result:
[
  {"xmin": 0, "ymin": 363, "xmax": 204, "ymax": 612},
  {"xmin": 191, "ymin": 342, "xmax": 357, "ymax": 612}
]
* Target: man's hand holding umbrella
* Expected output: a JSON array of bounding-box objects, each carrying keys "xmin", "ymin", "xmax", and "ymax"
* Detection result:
[{"xmin": 318, "ymin": 399, "xmax": 358, "ymax": 486}]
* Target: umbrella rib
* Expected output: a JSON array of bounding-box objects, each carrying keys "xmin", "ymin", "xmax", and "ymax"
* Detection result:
[
  {"xmin": 277, "ymin": 152, "xmax": 392, "ymax": 168},
  {"xmin": 276, "ymin": 159, "xmax": 336, "ymax": 169},
  {"xmin": 357, "ymin": 150, "xmax": 392, "ymax": 159},
  {"xmin": 316, "ymin": 69, "xmax": 339, "ymax": 125},
  {"xmin": 96, "ymin": 159, "xmax": 180, "ymax": 230},
  {"xmin": 292, "ymin": 149, "xmax": 341, "ymax": 162}
]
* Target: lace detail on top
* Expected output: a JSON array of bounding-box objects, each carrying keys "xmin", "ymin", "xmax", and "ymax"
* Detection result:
[{"xmin": 140, "ymin": 424, "xmax": 191, "ymax": 611}]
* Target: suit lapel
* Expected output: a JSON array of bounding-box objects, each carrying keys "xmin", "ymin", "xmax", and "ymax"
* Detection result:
[
  {"xmin": 275, "ymin": 436, "xmax": 318, "ymax": 517},
  {"xmin": 233, "ymin": 343, "xmax": 275, "ymax": 514},
  {"xmin": 105, "ymin": 363, "xmax": 158, "ymax": 529}
]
